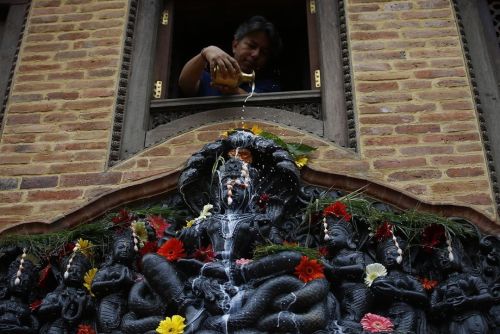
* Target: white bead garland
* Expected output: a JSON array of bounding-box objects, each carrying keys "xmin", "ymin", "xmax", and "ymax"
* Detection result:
[
  {"xmin": 14, "ymin": 248, "xmax": 27, "ymax": 285},
  {"xmin": 392, "ymin": 230, "xmax": 403, "ymax": 264},
  {"xmin": 130, "ymin": 223, "xmax": 139, "ymax": 252},
  {"xmin": 323, "ymin": 217, "xmax": 330, "ymax": 241},
  {"xmin": 446, "ymin": 234, "xmax": 454, "ymax": 262}
]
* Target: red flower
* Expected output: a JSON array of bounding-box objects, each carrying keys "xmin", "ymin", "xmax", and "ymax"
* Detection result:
[
  {"xmin": 361, "ymin": 313, "xmax": 394, "ymax": 333},
  {"xmin": 257, "ymin": 193, "xmax": 270, "ymax": 211},
  {"xmin": 157, "ymin": 238, "xmax": 186, "ymax": 262},
  {"xmin": 420, "ymin": 277, "xmax": 438, "ymax": 291},
  {"xmin": 421, "ymin": 224, "xmax": 446, "ymax": 253},
  {"xmin": 318, "ymin": 247, "xmax": 329, "ymax": 257},
  {"xmin": 38, "ymin": 264, "xmax": 51, "ymax": 288},
  {"xmin": 112, "ymin": 209, "xmax": 133, "ymax": 224},
  {"xmin": 30, "ymin": 299, "xmax": 42, "ymax": 311},
  {"xmin": 148, "ymin": 215, "xmax": 170, "ymax": 239},
  {"xmin": 323, "ymin": 202, "xmax": 351, "ymax": 221},
  {"xmin": 294, "ymin": 256, "xmax": 325, "ymax": 283},
  {"xmin": 193, "ymin": 244, "xmax": 215, "ymax": 263},
  {"xmin": 375, "ymin": 222, "xmax": 393, "ymax": 241},
  {"xmin": 139, "ymin": 241, "xmax": 158, "ymax": 256},
  {"xmin": 77, "ymin": 324, "xmax": 96, "ymax": 334}
]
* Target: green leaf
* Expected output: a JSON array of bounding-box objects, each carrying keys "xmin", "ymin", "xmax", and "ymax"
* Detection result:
[
  {"xmin": 286, "ymin": 143, "xmax": 316, "ymax": 157},
  {"xmin": 259, "ymin": 132, "xmax": 288, "ymax": 149}
]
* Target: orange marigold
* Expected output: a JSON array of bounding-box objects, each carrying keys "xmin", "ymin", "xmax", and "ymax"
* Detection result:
[
  {"xmin": 77, "ymin": 324, "xmax": 96, "ymax": 334},
  {"xmin": 157, "ymin": 238, "xmax": 186, "ymax": 262},
  {"xmin": 420, "ymin": 277, "xmax": 438, "ymax": 291},
  {"xmin": 294, "ymin": 256, "xmax": 325, "ymax": 283}
]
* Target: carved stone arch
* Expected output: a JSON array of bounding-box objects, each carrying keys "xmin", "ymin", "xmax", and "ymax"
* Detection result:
[{"xmin": 145, "ymin": 106, "xmax": 324, "ymax": 147}]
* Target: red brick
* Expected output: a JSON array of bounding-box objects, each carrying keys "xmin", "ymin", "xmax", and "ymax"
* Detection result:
[
  {"xmin": 73, "ymin": 151, "xmax": 107, "ymax": 160},
  {"xmin": 430, "ymin": 155, "xmax": 484, "ymax": 165},
  {"xmin": 142, "ymin": 146, "xmax": 172, "ymax": 157},
  {"xmin": 441, "ymin": 101, "xmax": 474, "ymax": 110},
  {"xmin": 9, "ymin": 94, "xmax": 44, "ymax": 103},
  {"xmin": 1, "ymin": 134, "xmax": 36, "ymax": 144},
  {"xmin": 42, "ymin": 112, "xmax": 78, "ymax": 123},
  {"xmin": 351, "ymin": 23, "xmax": 378, "ymax": 31},
  {"xmin": 81, "ymin": 89, "xmax": 114, "ymax": 98},
  {"xmin": 395, "ymin": 124, "xmax": 440, "ymax": 134},
  {"xmin": 66, "ymin": 0, "xmax": 92, "ymax": 5},
  {"xmin": 31, "ymin": 15, "xmax": 59, "ymax": 24},
  {"xmin": 47, "ymin": 92, "xmax": 79, "ymax": 100},
  {"xmin": 29, "ymin": 23, "xmax": 75, "ymax": 34},
  {"xmin": 363, "ymin": 136, "xmax": 419, "ymax": 146},
  {"xmin": 66, "ymin": 58, "xmax": 118, "ymax": 70},
  {"xmin": 0, "ymin": 178, "xmax": 19, "ymax": 190},
  {"xmin": 400, "ymin": 146, "xmax": 453, "ymax": 156},
  {"xmin": 431, "ymin": 180, "xmax": 489, "ymax": 193},
  {"xmin": 6, "ymin": 114, "xmax": 41, "ymax": 125},
  {"xmin": 61, "ymin": 13, "xmax": 93, "ymax": 22},
  {"xmin": 27, "ymin": 189, "xmax": 83, "ymax": 201},
  {"xmin": 419, "ymin": 111, "xmax": 474, "ymax": 122},
  {"xmin": 0, "ymin": 205, "xmax": 34, "ymax": 215},
  {"xmin": 38, "ymin": 133, "xmax": 71, "ymax": 142},
  {"xmin": 48, "ymin": 162, "xmax": 103, "ymax": 174},
  {"xmin": 403, "ymin": 29, "xmax": 456, "ymax": 39},
  {"xmin": 122, "ymin": 170, "xmax": 166, "ymax": 182},
  {"xmin": 32, "ymin": 6, "xmax": 77, "ymax": 15},
  {"xmin": 20, "ymin": 176, "xmax": 59, "ymax": 189},
  {"xmin": 430, "ymin": 59, "xmax": 464, "ymax": 68},
  {"xmin": 18, "ymin": 64, "xmax": 61, "ymax": 73},
  {"xmin": 400, "ymin": 81, "xmax": 432, "ymax": 90},
  {"xmin": 96, "ymin": 10, "xmax": 126, "ymax": 20},
  {"xmin": 385, "ymin": 41, "xmax": 425, "ymax": 49},
  {"xmin": 79, "ymin": 111, "xmax": 111, "ymax": 120},
  {"xmin": 393, "ymin": 60, "xmax": 428, "ymax": 70},
  {"xmin": 89, "ymin": 48, "xmax": 121, "ymax": 57},
  {"xmin": 26, "ymin": 34, "xmax": 55, "ymax": 42},
  {"xmin": 61, "ymin": 99, "xmax": 114, "ymax": 110},
  {"xmin": 400, "ymin": 9, "xmax": 451, "ymax": 19},
  {"xmin": 388, "ymin": 169, "xmax": 442, "ymax": 181},
  {"xmin": 38, "ymin": 202, "xmax": 81, "ymax": 212},
  {"xmin": 454, "ymin": 193, "xmax": 493, "ymax": 205},
  {"xmin": 91, "ymin": 28, "xmax": 122, "ymax": 38},
  {"xmin": 0, "ymin": 192, "xmax": 23, "ymax": 203},
  {"xmin": 384, "ymin": 2, "xmax": 412, "ymax": 10},
  {"xmin": 357, "ymin": 82, "xmax": 398, "ymax": 92},
  {"xmin": 349, "ymin": 13, "xmax": 397, "ymax": 21},
  {"xmin": 353, "ymin": 51, "xmax": 406, "ymax": 61},
  {"xmin": 423, "ymin": 133, "xmax": 479, "ymax": 143},
  {"xmin": 446, "ymin": 167, "xmax": 485, "ymax": 178},
  {"xmin": 394, "ymin": 103, "xmax": 437, "ymax": 113},
  {"xmin": 410, "ymin": 49, "xmax": 462, "ymax": 58},
  {"xmin": 0, "ymin": 153, "xmax": 31, "ymax": 165},
  {"xmin": 54, "ymin": 50, "xmax": 87, "ymax": 60},
  {"xmin": 0, "ymin": 165, "xmax": 49, "ymax": 176},
  {"xmin": 74, "ymin": 39, "xmax": 121, "ymax": 49},
  {"xmin": 354, "ymin": 63, "xmax": 392, "ymax": 71},
  {"xmin": 359, "ymin": 93, "xmax": 413, "ymax": 104},
  {"xmin": 17, "ymin": 74, "xmax": 46, "ymax": 82},
  {"xmin": 351, "ymin": 42, "xmax": 385, "ymax": 51},
  {"xmin": 442, "ymin": 122, "xmax": 476, "ymax": 133},
  {"xmin": 360, "ymin": 114, "xmax": 414, "ymax": 124},
  {"xmin": 34, "ymin": 0, "xmax": 61, "ymax": 7},
  {"xmin": 349, "ymin": 4, "xmax": 380, "ymax": 12},
  {"xmin": 5, "ymin": 124, "xmax": 57, "ymax": 134},
  {"xmin": 197, "ymin": 131, "xmax": 222, "ymax": 142},
  {"xmin": 414, "ymin": 69, "xmax": 465, "ymax": 79},
  {"xmin": 48, "ymin": 71, "xmax": 85, "ymax": 80},
  {"xmin": 84, "ymin": 187, "xmax": 115, "ymax": 199},
  {"xmin": 24, "ymin": 43, "xmax": 69, "ymax": 53},
  {"xmin": 427, "ymin": 39, "xmax": 460, "ymax": 48},
  {"xmin": 417, "ymin": 0, "xmax": 450, "ymax": 9},
  {"xmin": 57, "ymin": 32, "xmax": 90, "ymax": 40},
  {"xmin": 360, "ymin": 126, "xmax": 393, "ymax": 135},
  {"xmin": 435, "ymin": 78, "xmax": 468, "ymax": 88},
  {"xmin": 404, "ymin": 184, "xmax": 428, "ymax": 195},
  {"xmin": 60, "ymin": 172, "xmax": 122, "ymax": 187},
  {"xmin": 8, "ymin": 143, "xmax": 52, "ymax": 153},
  {"xmin": 87, "ymin": 68, "xmax": 116, "ymax": 78},
  {"xmin": 59, "ymin": 121, "xmax": 110, "ymax": 131},
  {"xmin": 54, "ymin": 142, "xmax": 107, "ymax": 150},
  {"xmin": 373, "ymin": 157, "xmax": 427, "ymax": 169},
  {"xmin": 456, "ymin": 143, "xmax": 482, "ymax": 153},
  {"xmin": 417, "ymin": 90, "xmax": 470, "ymax": 100},
  {"xmin": 358, "ymin": 105, "xmax": 393, "ymax": 114},
  {"xmin": 14, "ymin": 82, "xmax": 62, "ymax": 92},
  {"xmin": 72, "ymin": 130, "xmax": 108, "ymax": 140},
  {"xmin": 78, "ymin": 20, "xmax": 123, "ymax": 30},
  {"xmin": 32, "ymin": 152, "xmax": 73, "ymax": 162},
  {"xmin": 364, "ymin": 148, "xmax": 396, "ymax": 158},
  {"xmin": 80, "ymin": 2, "xmax": 125, "ymax": 12}
]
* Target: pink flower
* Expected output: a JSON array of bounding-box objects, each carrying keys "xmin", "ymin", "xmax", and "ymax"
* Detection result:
[
  {"xmin": 235, "ymin": 258, "xmax": 253, "ymax": 266},
  {"xmin": 361, "ymin": 313, "xmax": 394, "ymax": 333}
]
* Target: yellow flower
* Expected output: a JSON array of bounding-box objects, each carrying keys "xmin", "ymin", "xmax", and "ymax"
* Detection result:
[
  {"xmin": 295, "ymin": 156, "xmax": 309, "ymax": 168},
  {"xmin": 132, "ymin": 221, "xmax": 148, "ymax": 244},
  {"xmin": 156, "ymin": 315, "xmax": 186, "ymax": 334},
  {"xmin": 220, "ymin": 131, "xmax": 229, "ymax": 138},
  {"xmin": 75, "ymin": 239, "xmax": 94, "ymax": 257},
  {"xmin": 184, "ymin": 220, "xmax": 195, "ymax": 229},
  {"xmin": 364, "ymin": 263, "xmax": 387, "ymax": 287},
  {"xmin": 250, "ymin": 124, "xmax": 263, "ymax": 135},
  {"xmin": 83, "ymin": 268, "xmax": 98, "ymax": 296}
]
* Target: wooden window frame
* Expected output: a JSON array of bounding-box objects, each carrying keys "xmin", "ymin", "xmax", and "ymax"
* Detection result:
[
  {"xmin": 120, "ymin": 0, "xmax": 348, "ymax": 159},
  {"xmin": 0, "ymin": 0, "xmax": 30, "ymax": 131}
]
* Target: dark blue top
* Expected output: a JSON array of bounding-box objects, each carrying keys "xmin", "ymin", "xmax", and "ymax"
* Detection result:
[{"xmin": 198, "ymin": 70, "xmax": 280, "ymax": 97}]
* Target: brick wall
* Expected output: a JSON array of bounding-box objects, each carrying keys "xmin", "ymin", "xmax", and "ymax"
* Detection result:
[{"xmin": 0, "ymin": 0, "xmax": 497, "ymax": 231}]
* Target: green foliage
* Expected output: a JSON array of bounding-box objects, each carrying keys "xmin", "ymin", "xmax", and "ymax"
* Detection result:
[
  {"xmin": 253, "ymin": 243, "xmax": 321, "ymax": 260},
  {"xmin": 259, "ymin": 131, "xmax": 316, "ymax": 160}
]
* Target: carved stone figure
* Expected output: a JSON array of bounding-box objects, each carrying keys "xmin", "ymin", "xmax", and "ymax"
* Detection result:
[
  {"xmin": 0, "ymin": 256, "xmax": 39, "ymax": 334},
  {"xmin": 140, "ymin": 130, "xmax": 335, "ymax": 332},
  {"xmin": 92, "ymin": 232, "xmax": 136, "ymax": 333},
  {"xmin": 431, "ymin": 238, "xmax": 494, "ymax": 334},
  {"xmin": 38, "ymin": 252, "xmax": 93, "ymax": 334},
  {"xmin": 371, "ymin": 237, "xmax": 428, "ymax": 333},
  {"xmin": 322, "ymin": 217, "xmax": 372, "ymax": 332}
]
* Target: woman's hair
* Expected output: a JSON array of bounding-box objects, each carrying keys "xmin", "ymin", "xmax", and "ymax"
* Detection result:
[{"xmin": 234, "ymin": 15, "xmax": 282, "ymax": 59}]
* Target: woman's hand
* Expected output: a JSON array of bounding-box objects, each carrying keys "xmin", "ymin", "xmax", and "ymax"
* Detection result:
[{"xmin": 201, "ymin": 46, "xmax": 240, "ymax": 79}]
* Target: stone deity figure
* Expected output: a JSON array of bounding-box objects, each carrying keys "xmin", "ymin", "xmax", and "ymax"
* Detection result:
[
  {"xmin": 38, "ymin": 252, "xmax": 93, "ymax": 334},
  {"xmin": 91, "ymin": 232, "xmax": 137, "ymax": 333},
  {"xmin": 431, "ymin": 238, "xmax": 494, "ymax": 334},
  {"xmin": 0, "ymin": 255, "xmax": 39, "ymax": 334},
  {"xmin": 371, "ymin": 237, "xmax": 428, "ymax": 333}
]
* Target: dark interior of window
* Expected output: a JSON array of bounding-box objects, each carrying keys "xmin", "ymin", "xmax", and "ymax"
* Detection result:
[
  {"xmin": 0, "ymin": 5, "xmax": 9, "ymax": 43},
  {"xmin": 166, "ymin": 0, "xmax": 310, "ymax": 98}
]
